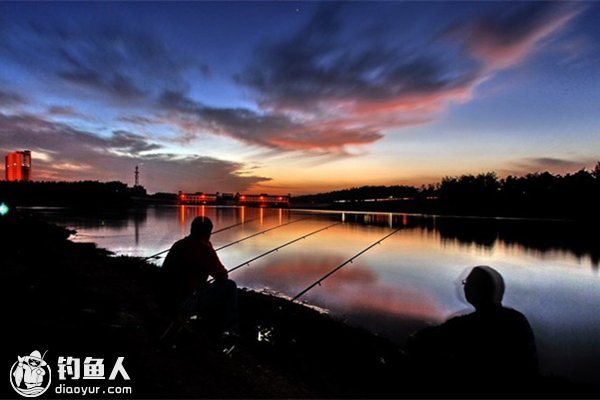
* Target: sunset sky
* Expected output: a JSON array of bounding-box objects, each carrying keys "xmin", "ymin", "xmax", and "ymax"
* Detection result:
[{"xmin": 1, "ymin": 2, "xmax": 599, "ymax": 194}]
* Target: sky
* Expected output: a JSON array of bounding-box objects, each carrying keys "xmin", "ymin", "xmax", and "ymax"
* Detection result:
[{"xmin": 1, "ymin": 1, "xmax": 599, "ymax": 195}]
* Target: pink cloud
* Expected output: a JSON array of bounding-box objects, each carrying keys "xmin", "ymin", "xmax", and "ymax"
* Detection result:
[{"xmin": 465, "ymin": 4, "xmax": 584, "ymax": 71}]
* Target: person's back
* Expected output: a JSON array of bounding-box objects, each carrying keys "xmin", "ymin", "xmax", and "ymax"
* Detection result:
[
  {"xmin": 161, "ymin": 216, "xmax": 237, "ymax": 337},
  {"xmin": 435, "ymin": 303, "xmax": 537, "ymax": 378},
  {"xmin": 163, "ymin": 234, "xmax": 227, "ymax": 306},
  {"xmin": 408, "ymin": 266, "xmax": 537, "ymax": 392}
]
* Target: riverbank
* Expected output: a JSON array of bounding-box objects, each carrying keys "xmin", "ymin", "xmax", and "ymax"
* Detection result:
[{"xmin": 0, "ymin": 212, "xmax": 595, "ymax": 398}]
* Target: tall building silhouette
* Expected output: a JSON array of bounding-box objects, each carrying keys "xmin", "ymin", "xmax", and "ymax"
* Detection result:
[{"xmin": 5, "ymin": 150, "xmax": 32, "ymax": 181}]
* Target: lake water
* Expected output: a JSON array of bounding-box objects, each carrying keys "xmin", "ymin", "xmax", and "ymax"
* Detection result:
[{"xmin": 34, "ymin": 205, "xmax": 600, "ymax": 385}]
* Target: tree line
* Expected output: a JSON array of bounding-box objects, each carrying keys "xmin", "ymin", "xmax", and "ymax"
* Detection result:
[
  {"xmin": 0, "ymin": 180, "xmax": 146, "ymax": 209},
  {"xmin": 293, "ymin": 162, "xmax": 600, "ymax": 220}
]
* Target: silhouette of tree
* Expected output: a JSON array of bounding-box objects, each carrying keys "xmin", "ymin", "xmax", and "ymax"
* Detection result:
[
  {"xmin": 293, "ymin": 162, "xmax": 600, "ymax": 219},
  {"xmin": 0, "ymin": 180, "xmax": 140, "ymax": 209},
  {"xmin": 592, "ymin": 162, "xmax": 600, "ymax": 180}
]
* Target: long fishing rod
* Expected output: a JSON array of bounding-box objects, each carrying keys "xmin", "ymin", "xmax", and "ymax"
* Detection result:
[
  {"xmin": 212, "ymin": 221, "xmax": 342, "ymax": 280},
  {"xmin": 162, "ymin": 220, "xmax": 341, "ymax": 344},
  {"xmin": 144, "ymin": 217, "xmax": 260, "ymax": 261},
  {"xmin": 292, "ymin": 227, "xmax": 402, "ymax": 301},
  {"xmin": 214, "ymin": 217, "xmax": 310, "ymax": 251}
]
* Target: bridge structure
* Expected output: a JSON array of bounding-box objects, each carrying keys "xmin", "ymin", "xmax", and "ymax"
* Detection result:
[{"xmin": 178, "ymin": 191, "xmax": 291, "ymax": 207}]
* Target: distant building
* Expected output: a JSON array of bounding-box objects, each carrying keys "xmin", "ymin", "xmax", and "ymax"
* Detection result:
[
  {"xmin": 5, "ymin": 150, "xmax": 32, "ymax": 181},
  {"xmin": 178, "ymin": 191, "xmax": 219, "ymax": 205},
  {"xmin": 237, "ymin": 193, "xmax": 290, "ymax": 207},
  {"xmin": 177, "ymin": 191, "xmax": 290, "ymax": 207}
]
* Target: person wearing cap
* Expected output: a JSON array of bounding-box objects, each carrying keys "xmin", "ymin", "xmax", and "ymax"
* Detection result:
[
  {"xmin": 408, "ymin": 266, "xmax": 538, "ymax": 391},
  {"xmin": 162, "ymin": 216, "xmax": 238, "ymax": 336}
]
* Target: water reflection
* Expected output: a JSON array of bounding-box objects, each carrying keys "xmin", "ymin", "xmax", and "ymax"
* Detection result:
[
  {"xmin": 29, "ymin": 206, "xmax": 600, "ymax": 384},
  {"xmin": 339, "ymin": 212, "xmax": 599, "ymax": 269},
  {"xmin": 34, "ymin": 207, "xmax": 599, "ymax": 270},
  {"xmin": 236, "ymin": 255, "xmax": 440, "ymax": 321}
]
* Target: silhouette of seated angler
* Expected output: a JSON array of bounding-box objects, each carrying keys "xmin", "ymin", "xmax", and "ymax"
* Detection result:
[
  {"xmin": 408, "ymin": 266, "xmax": 537, "ymax": 389},
  {"xmin": 161, "ymin": 216, "xmax": 238, "ymax": 337}
]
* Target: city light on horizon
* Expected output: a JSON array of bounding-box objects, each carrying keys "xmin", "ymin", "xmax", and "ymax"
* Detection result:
[{"xmin": 1, "ymin": 2, "xmax": 599, "ymax": 195}]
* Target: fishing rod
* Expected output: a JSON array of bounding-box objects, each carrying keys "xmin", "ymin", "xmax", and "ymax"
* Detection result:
[
  {"xmin": 210, "ymin": 221, "xmax": 342, "ymax": 281},
  {"xmin": 144, "ymin": 217, "xmax": 260, "ymax": 261},
  {"xmin": 292, "ymin": 227, "xmax": 402, "ymax": 301},
  {"xmin": 161, "ymin": 220, "xmax": 341, "ymax": 344},
  {"xmin": 214, "ymin": 217, "xmax": 310, "ymax": 251}
]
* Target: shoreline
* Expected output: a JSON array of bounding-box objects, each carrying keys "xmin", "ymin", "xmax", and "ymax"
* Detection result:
[{"xmin": 1, "ymin": 212, "xmax": 596, "ymax": 398}]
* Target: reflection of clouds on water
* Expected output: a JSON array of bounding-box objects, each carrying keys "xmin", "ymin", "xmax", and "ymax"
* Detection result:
[
  {"xmin": 236, "ymin": 256, "xmax": 443, "ymax": 322},
  {"xmin": 24, "ymin": 206, "xmax": 600, "ymax": 384},
  {"xmin": 236, "ymin": 255, "xmax": 356, "ymax": 292},
  {"xmin": 323, "ymin": 281, "xmax": 443, "ymax": 322}
]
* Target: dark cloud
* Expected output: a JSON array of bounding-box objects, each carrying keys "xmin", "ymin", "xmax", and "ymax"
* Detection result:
[
  {"xmin": 0, "ymin": 112, "xmax": 270, "ymax": 192},
  {"xmin": 505, "ymin": 157, "xmax": 595, "ymax": 176},
  {"xmin": 158, "ymin": 3, "xmax": 580, "ymax": 154},
  {"xmin": 118, "ymin": 115, "xmax": 158, "ymax": 126},
  {"xmin": 200, "ymin": 4, "xmax": 478, "ymax": 153},
  {"xmin": 237, "ymin": 4, "xmax": 479, "ymax": 114},
  {"xmin": 45, "ymin": 105, "xmax": 99, "ymax": 122},
  {"xmin": 108, "ymin": 130, "xmax": 162, "ymax": 154},
  {"xmin": 140, "ymin": 154, "xmax": 271, "ymax": 194},
  {"xmin": 0, "ymin": 18, "xmax": 193, "ymax": 102},
  {"xmin": 159, "ymin": 90, "xmax": 383, "ymax": 152},
  {"xmin": 220, "ymin": 3, "xmax": 582, "ymax": 154},
  {"xmin": 0, "ymin": 90, "xmax": 26, "ymax": 107},
  {"xmin": 47, "ymin": 106, "xmax": 78, "ymax": 116},
  {"xmin": 530, "ymin": 157, "xmax": 587, "ymax": 169},
  {"xmin": 57, "ymin": 70, "xmax": 145, "ymax": 99}
]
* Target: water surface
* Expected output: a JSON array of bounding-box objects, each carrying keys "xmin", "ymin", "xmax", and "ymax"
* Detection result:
[{"xmin": 35, "ymin": 205, "xmax": 600, "ymax": 384}]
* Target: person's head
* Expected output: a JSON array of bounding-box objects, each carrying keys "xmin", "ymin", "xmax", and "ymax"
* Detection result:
[
  {"xmin": 463, "ymin": 265, "xmax": 505, "ymax": 310},
  {"xmin": 190, "ymin": 216, "xmax": 213, "ymax": 239}
]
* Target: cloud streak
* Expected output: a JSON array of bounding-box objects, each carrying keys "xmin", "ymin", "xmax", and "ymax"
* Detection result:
[
  {"xmin": 505, "ymin": 156, "xmax": 595, "ymax": 176},
  {"xmin": 0, "ymin": 90, "xmax": 26, "ymax": 107},
  {"xmin": 448, "ymin": 2, "xmax": 584, "ymax": 72},
  {"xmin": 159, "ymin": 90, "xmax": 383, "ymax": 153},
  {"xmin": 0, "ymin": 16, "xmax": 193, "ymax": 104}
]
